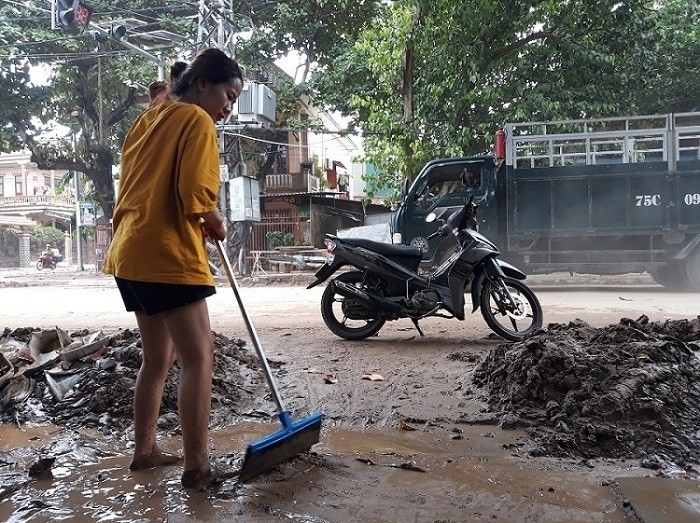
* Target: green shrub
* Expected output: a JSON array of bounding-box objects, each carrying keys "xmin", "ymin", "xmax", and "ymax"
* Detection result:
[
  {"xmin": 31, "ymin": 226, "xmax": 65, "ymax": 252},
  {"xmin": 266, "ymin": 231, "xmax": 295, "ymax": 249}
]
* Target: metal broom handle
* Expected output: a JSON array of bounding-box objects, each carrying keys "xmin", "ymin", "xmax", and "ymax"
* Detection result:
[{"xmin": 214, "ymin": 240, "xmax": 286, "ymax": 412}]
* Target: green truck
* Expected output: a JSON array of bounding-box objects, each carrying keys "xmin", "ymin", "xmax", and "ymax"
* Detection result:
[{"xmin": 390, "ymin": 111, "xmax": 700, "ymax": 290}]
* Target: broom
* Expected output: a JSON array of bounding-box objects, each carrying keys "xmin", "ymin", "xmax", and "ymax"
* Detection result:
[{"xmin": 214, "ymin": 240, "xmax": 324, "ymax": 481}]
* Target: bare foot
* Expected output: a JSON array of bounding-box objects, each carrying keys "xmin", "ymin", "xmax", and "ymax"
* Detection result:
[
  {"xmin": 129, "ymin": 448, "xmax": 182, "ymax": 471},
  {"xmin": 181, "ymin": 464, "xmax": 238, "ymax": 489},
  {"xmin": 181, "ymin": 466, "xmax": 211, "ymax": 489}
]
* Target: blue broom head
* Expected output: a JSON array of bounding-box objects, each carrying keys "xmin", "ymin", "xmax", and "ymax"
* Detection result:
[
  {"xmin": 247, "ymin": 411, "xmax": 324, "ymax": 454},
  {"xmin": 239, "ymin": 411, "xmax": 324, "ymax": 481}
]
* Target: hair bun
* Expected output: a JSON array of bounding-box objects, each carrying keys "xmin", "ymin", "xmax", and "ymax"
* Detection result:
[{"xmin": 170, "ymin": 61, "xmax": 188, "ymax": 81}]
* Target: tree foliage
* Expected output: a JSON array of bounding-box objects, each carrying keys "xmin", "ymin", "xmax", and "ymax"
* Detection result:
[
  {"xmin": 279, "ymin": 0, "xmax": 699, "ymax": 196},
  {"xmin": 1, "ymin": 0, "xmax": 697, "ymax": 211},
  {"xmin": 0, "ymin": 1, "xmax": 196, "ymax": 218}
]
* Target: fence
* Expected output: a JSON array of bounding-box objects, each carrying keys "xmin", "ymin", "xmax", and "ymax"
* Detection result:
[
  {"xmin": 95, "ymin": 224, "xmax": 112, "ymax": 270},
  {"xmin": 250, "ymin": 214, "xmax": 303, "ymax": 252},
  {"xmin": 506, "ymin": 111, "xmax": 700, "ymax": 169},
  {"xmin": 67, "ymin": 217, "xmax": 303, "ymax": 268}
]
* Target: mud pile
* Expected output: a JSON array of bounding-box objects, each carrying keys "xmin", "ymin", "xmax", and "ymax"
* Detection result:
[
  {"xmin": 0, "ymin": 328, "xmax": 268, "ymax": 438},
  {"xmin": 473, "ymin": 315, "xmax": 700, "ymax": 469}
]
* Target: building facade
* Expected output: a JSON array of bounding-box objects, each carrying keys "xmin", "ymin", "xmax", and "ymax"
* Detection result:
[{"xmin": 0, "ymin": 152, "xmax": 74, "ymax": 268}]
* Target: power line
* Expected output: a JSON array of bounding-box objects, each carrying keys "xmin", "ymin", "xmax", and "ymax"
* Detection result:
[
  {"xmin": 0, "ymin": 2, "xmax": 196, "ymax": 54},
  {"xmin": 223, "ymin": 132, "xmax": 359, "ymax": 151},
  {"xmin": 2, "ymin": 49, "xmax": 136, "ymax": 62},
  {"xmin": 0, "ymin": 34, "xmax": 83, "ymax": 50},
  {"xmin": 0, "ymin": 0, "xmax": 49, "ymax": 13}
]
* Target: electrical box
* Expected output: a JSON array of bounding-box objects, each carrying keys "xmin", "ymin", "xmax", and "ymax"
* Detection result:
[{"xmin": 227, "ymin": 176, "xmax": 261, "ymax": 222}]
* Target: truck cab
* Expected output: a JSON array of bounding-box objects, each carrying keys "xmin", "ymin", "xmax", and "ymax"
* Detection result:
[{"xmin": 391, "ymin": 156, "xmax": 498, "ymax": 268}]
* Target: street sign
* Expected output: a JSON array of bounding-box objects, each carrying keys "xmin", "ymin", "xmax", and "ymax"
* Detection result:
[{"xmin": 79, "ymin": 202, "xmax": 95, "ymax": 226}]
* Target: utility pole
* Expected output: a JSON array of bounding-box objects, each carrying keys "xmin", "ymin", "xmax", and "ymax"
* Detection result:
[
  {"xmin": 196, "ymin": 0, "xmax": 249, "ymax": 271},
  {"xmin": 197, "ymin": 0, "xmax": 240, "ymax": 163},
  {"xmin": 74, "ymin": 170, "xmax": 84, "ymax": 271}
]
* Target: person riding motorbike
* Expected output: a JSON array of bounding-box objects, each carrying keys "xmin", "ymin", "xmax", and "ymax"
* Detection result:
[{"xmin": 41, "ymin": 244, "xmax": 53, "ymax": 267}]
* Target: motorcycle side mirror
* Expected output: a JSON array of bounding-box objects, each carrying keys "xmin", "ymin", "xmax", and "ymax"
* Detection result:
[
  {"xmin": 400, "ymin": 178, "xmax": 410, "ymax": 202},
  {"xmin": 425, "ymin": 212, "xmax": 437, "ymax": 223}
]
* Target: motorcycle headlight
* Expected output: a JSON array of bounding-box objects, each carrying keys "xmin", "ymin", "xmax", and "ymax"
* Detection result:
[{"xmin": 324, "ymin": 239, "xmax": 337, "ymax": 253}]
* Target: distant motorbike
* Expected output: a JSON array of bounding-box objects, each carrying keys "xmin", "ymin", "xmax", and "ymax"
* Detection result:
[
  {"xmin": 307, "ymin": 195, "xmax": 543, "ymax": 342},
  {"xmin": 36, "ymin": 254, "xmax": 56, "ymax": 271}
]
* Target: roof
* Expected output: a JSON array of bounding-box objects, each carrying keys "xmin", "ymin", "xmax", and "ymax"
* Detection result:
[{"xmin": 0, "ymin": 214, "xmax": 37, "ymax": 227}]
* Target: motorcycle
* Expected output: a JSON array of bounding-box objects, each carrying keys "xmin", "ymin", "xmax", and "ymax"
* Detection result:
[
  {"xmin": 36, "ymin": 254, "xmax": 56, "ymax": 271},
  {"xmin": 307, "ymin": 195, "xmax": 543, "ymax": 342}
]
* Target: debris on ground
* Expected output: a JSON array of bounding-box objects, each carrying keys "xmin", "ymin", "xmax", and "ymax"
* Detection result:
[
  {"xmin": 473, "ymin": 315, "xmax": 700, "ymax": 471},
  {"xmin": 4, "ymin": 314, "xmax": 700, "ymax": 477},
  {"xmin": 0, "ymin": 327, "xmax": 268, "ymax": 438}
]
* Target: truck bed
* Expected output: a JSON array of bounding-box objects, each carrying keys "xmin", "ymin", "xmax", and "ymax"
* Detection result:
[{"xmin": 504, "ymin": 112, "xmax": 700, "ymax": 264}]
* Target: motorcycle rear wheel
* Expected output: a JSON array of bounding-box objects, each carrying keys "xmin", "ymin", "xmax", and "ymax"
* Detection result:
[
  {"xmin": 480, "ymin": 277, "xmax": 542, "ymax": 341},
  {"xmin": 321, "ymin": 271, "xmax": 387, "ymax": 340}
]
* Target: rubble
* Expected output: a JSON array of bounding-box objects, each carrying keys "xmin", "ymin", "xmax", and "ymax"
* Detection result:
[
  {"xmin": 0, "ymin": 327, "xmax": 268, "ymax": 438},
  {"xmin": 4, "ymin": 314, "xmax": 700, "ymax": 476},
  {"xmin": 473, "ymin": 315, "xmax": 700, "ymax": 471}
]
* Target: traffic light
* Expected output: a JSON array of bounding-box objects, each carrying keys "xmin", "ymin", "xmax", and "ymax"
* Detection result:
[
  {"xmin": 91, "ymin": 25, "xmax": 127, "ymax": 43},
  {"xmin": 56, "ymin": 0, "xmax": 73, "ymax": 27},
  {"xmin": 56, "ymin": 0, "xmax": 93, "ymax": 29},
  {"xmin": 109, "ymin": 24, "xmax": 126, "ymax": 41}
]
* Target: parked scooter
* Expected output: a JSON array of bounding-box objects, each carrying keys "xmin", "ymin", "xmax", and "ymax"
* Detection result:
[{"xmin": 307, "ymin": 195, "xmax": 543, "ymax": 342}]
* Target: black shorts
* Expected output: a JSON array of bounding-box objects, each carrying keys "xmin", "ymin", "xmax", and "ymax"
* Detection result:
[{"xmin": 115, "ymin": 277, "xmax": 216, "ymax": 316}]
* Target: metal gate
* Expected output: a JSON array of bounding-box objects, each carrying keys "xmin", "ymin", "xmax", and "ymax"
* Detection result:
[
  {"xmin": 250, "ymin": 214, "xmax": 302, "ymax": 251},
  {"xmin": 95, "ymin": 224, "xmax": 112, "ymax": 270}
]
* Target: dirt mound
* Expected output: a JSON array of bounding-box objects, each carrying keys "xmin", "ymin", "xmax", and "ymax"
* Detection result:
[
  {"xmin": 1, "ymin": 328, "xmax": 269, "ymax": 438},
  {"xmin": 473, "ymin": 315, "xmax": 700, "ymax": 470}
]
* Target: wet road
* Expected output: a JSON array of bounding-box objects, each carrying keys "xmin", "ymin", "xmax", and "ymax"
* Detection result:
[
  {"xmin": 0, "ymin": 267, "xmax": 696, "ymax": 332},
  {"xmin": 1, "ymin": 268, "xmax": 699, "ymax": 522}
]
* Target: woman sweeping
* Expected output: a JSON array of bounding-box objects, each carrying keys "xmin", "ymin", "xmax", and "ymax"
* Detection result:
[{"xmin": 104, "ymin": 48, "xmax": 244, "ymax": 489}]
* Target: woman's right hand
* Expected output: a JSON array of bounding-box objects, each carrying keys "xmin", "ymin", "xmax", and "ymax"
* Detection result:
[{"xmin": 197, "ymin": 210, "xmax": 226, "ymax": 241}]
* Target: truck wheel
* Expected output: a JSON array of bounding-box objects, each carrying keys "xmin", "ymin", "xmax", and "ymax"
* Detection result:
[
  {"xmin": 685, "ymin": 249, "xmax": 700, "ymax": 291},
  {"xmin": 649, "ymin": 262, "xmax": 691, "ymax": 291},
  {"xmin": 320, "ymin": 271, "xmax": 387, "ymax": 340}
]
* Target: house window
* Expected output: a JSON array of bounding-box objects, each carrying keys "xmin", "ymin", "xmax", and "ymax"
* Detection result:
[
  {"xmin": 44, "ymin": 175, "xmax": 51, "ymax": 187},
  {"xmin": 0, "ymin": 176, "xmax": 4, "ymax": 196},
  {"xmin": 277, "ymin": 147, "xmax": 287, "ymax": 174},
  {"xmin": 15, "ymin": 175, "xmax": 23, "ymax": 196}
]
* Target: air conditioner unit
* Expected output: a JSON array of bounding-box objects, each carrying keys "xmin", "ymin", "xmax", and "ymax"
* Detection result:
[{"xmin": 233, "ymin": 82, "xmax": 276, "ymax": 125}]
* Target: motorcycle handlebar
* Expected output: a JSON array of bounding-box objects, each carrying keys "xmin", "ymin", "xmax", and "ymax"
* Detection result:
[{"xmin": 427, "ymin": 195, "xmax": 480, "ymax": 240}]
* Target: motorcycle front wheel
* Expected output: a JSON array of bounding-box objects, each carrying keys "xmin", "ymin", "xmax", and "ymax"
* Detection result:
[
  {"xmin": 480, "ymin": 277, "xmax": 542, "ymax": 341},
  {"xmin": 321, "ymin": 270, "xmax": 387, "ymax": 340},
  {"xmin": 36, "ymin": 260, "xmax": 43, "ymax": 270}
]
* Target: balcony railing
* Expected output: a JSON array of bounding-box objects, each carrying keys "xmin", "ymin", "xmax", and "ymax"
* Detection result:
[
  {"xmin": 264, "ymin": 173, "xmax": 321, "ymax": 193},
  {"xmin": 0, "ymin": 195, "xmax": 75, "ymax": 207}
]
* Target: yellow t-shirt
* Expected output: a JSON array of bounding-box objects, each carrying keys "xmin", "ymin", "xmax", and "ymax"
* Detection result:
[{"xmin": 104, "ymin": 100, "xmax": 220, "ymax": 285}]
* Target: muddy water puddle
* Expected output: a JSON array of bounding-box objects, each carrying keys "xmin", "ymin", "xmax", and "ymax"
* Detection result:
[{"xmin": 1, "ymin": 422, "xmax": 646, "ymax": 522}]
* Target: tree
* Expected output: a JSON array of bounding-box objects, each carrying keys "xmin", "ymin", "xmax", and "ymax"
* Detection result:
[
  {"xmin": 3, "ymin": 0, "xmax": 696, "ymax": 213},
  {"xmin": 269, "ymin": 0, "xmax": 699, "ymax": 197},
  {"xmin": 0, "ymin": 1, "xmax": 196, "ymax": 218},
  {"xmin": 621, "ymin": 0, "xmax": 700, "ymax": 114}
]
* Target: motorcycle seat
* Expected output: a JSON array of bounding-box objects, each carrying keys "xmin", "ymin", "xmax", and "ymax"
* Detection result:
[{"xmin": 335, "ymin": 236, "xmax": 422, "ymax": 259}]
